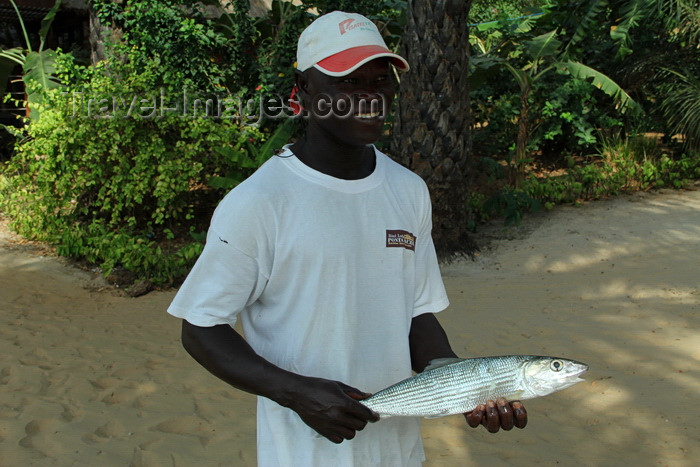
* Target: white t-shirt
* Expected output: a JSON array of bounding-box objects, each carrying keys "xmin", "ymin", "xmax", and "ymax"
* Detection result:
[{"xmin": 168, "ymin": 146, "xmax": 449, "ymax": 467}]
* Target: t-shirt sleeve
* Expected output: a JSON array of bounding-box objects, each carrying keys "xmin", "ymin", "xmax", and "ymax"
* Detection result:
[
  {"xmin": 412, "ymin": 183, "xmax": 450, "ymax": 317},
  {"xmin": 167, "ymin": 193, "xmax": 272, "ymax": 327}
]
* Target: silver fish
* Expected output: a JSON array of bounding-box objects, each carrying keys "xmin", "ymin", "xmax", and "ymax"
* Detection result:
[{"xmin": 361, "ymin": 355, "xmax": 588, "ymax": 418}]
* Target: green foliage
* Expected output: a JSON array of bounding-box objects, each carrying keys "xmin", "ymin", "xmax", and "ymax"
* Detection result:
[
  {"xmin": 612, "ymin": 0, "xmax": 700, "ymax": 58},
  {"xmin": 559, "ymin": 60, "xmax": 638, "ymax": 113},
  {"xmin": 0, "ymin": 0, "xmax": 63, "ymax": 119},
  {"xmin": 209, "ymin": 117, "xmax": 297, "ymax": 190},
  {"xmin": 312, "ymin": 0, "xmax": 406, "ymax": 22},
  {"xmin": 470, "ymin": 0, "xmax": 545, "ymax": 24},
  {"xmin": 469, "ymin": 0, "xmax": 647, "ymax": 186},
  {"xmin": 470, "ymin": 132, "xmax": 699, "ymax": 226},
  {"xmin": 471, "ymin": 86, "xmax": 519, "ymax": 155},
  {"xmin": 566, "ymin": 0, "xmax": 700, "ymax": 154},
  {"xmin": 472, "ymin": 66, "xmax": 625, "ymax": 162},
  {"xmin": 484, "ymin": 188, "xmax": 541, "ymax": 227},
  {"xmin": 91, "ymin": 0, "xmax": 255, "ymax": 92},
  {"xmin": 536, "ymin": 75, "xmax": 623, "ymax": 152},
  {"xmin": 0, "ymin": 53, "xmax": 264, "ymax": 284},
  {"xmin": 251, "ymin": 0, "xmax": 314, "ymax": 95},
  {"xmin": 523, "ymin": 135, "xmax": 700, "ymax": 208},
  {"xmin": 659, "ymin": 68, "xmax": 700, "ymax": 154}
]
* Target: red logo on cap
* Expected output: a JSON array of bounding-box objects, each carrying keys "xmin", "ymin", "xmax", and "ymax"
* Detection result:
[
  {"xmin": 338, "ymin": 19, "xmax": 373, "ymax": 35},
  {"xmin": 339, "ymin": 19, "xmax": 354, "ymax": 35}
]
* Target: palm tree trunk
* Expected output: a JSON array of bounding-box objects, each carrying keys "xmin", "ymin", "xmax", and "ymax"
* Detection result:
[
  {"xmin": 88, "ymin": 5, "xmax": 124, "ymax": 64},
  {"xmin": 391, "ymin": 0, "xmax": 475, "ymax": 258},
  {"xmin": 88, "ymin": 5, "xmax": 107, "ymax": 64}
]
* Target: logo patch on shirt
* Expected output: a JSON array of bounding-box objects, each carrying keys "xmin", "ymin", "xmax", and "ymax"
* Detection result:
[{"xmin": 386, "ymin": 230, "xmax": 416, "ymax": 251}]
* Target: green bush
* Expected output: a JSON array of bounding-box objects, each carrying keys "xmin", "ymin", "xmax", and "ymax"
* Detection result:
[
  {"xmin": 469, "ymin": 6, "xmax": 628, "ymax": 162},
  {"xmin": 472, "ymin": 134, "xmax": 700, "ymax": 226},
  {"xmin": 522, "ymin": 140, "xmax": 700, "ymax": 210},
  {"xmin": 91, "ymin": 0, "xmax": 257, "ymax": 92},
  {"xmin": 534, "ymin": 75, "xmax": 623, "ymax": 154},
  {"xmin": 1, "ymin": 54, "xmax": 263, "ymax": 284}
]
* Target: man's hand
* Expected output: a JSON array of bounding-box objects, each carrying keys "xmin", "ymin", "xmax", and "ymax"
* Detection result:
[
  {"xmin": 464, "ymin": 398, "xmax": 527, "ymax": 433},
  {"xmin": 181, "ymin": 322, "xmax": 378, "ymax": 443},
  {"xmin": 285, "ymin": 376, "xmax": 379, "ymax": 444}
]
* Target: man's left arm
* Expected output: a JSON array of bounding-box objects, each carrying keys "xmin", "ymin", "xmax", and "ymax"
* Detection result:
[{"xmin": 408, "ymin": 313, "xmax": 528, "ymax": 433}]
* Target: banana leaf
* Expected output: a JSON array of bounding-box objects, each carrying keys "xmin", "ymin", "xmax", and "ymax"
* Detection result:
[
  {"xmin": 566, "ymin": 0, "xmax": 609, "ymax": 54},
  {"xmin": 558, "ymin": 60, "xmax": 640, "ymax": 114},
  {"xmin": 524, "ymin": 30, "xmax": 562, "ymax": 60},
  {"xmin": 0, "ymin": 48, "xmax": 25, "ymax": 66},
  {"xmin": 0, "ymin": 51, "xmax": 22, "ymax": 94},
  {"xmin": 23, "ymin": 50, "xmax": 62, "ymax": 92},
  {"xmin": 4, "ymin": 0, "xmax": 64, "ymax": 120},
  {"xmin": 38, "ymin": 0, "xmax": 62, "ymax": 49}
]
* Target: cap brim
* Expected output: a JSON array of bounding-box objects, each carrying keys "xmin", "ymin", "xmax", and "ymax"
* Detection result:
[{"xmin": 314, "ymin": 45, "xmax": 409, "ymax": 77}]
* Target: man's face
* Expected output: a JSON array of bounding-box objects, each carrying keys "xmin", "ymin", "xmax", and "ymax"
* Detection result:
[{"xmin": 298, "ymin": 58, "xmax": 396, "ymax": 147}]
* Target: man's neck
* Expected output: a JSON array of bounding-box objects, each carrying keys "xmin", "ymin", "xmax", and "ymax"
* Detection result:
[{"xmin": 290, "ymin": 130, "xmax": 376, "ymax": 180}]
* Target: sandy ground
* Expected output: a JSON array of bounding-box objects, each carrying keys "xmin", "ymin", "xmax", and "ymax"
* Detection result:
[{"xmin": 1, "ymin": 186, "xmax": 698, "ymax": 467}]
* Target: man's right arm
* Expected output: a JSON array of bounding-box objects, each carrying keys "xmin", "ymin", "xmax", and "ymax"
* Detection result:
[{"xmin": 180, "ymin": 320, "xmax": 378, "ymax": 443}]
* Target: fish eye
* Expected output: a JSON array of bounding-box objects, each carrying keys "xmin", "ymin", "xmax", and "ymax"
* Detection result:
[{"xmin": 550, "ymin": 360, "xmax": 564, "ymax": 372}]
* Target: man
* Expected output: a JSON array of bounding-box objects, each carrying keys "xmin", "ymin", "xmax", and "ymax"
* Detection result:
[{"xmin": 168, "ymin": 11, "xmax": 526, "ymax": 467}]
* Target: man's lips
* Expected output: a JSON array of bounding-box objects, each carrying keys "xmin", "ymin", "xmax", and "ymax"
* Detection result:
[
  {"xmin": 353, "ymin": 96, "xmax": 385, "ymax": 119},
  {"xmin": 355, "ymin": 110, "xmax": 383, "ymax": 119}
]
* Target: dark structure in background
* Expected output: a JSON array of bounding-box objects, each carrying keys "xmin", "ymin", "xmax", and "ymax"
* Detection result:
[{"xmin": 0, "ymin": 0, "xmax": 90, "ymax": 158}]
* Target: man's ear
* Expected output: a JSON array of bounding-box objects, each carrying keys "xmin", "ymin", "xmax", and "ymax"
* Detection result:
[{"xmin": 294, "ymin": 69, "xmax": 309, "ymax": 103}]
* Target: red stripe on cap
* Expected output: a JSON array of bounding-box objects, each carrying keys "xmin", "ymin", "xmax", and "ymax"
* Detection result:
[{"xmin": 316, "ymin": 45, "xmax": 408, "ymax": 74}]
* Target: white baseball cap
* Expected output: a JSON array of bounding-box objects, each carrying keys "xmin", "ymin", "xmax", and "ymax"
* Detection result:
[{"xmin": 296, "ymin": 11, "xmax": 409, "ymax": 77}]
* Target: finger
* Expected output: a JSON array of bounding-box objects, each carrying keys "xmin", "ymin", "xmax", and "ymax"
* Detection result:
[
  {"xmin": 342, "ymin": 412, "xmax": 371, "ymax": 432},
  {"xmin": 512, "ymin": 401, "xmax": 528, "ymax": 429},
  {"xmin": 339, "ymin": 383, "xmax": 379, "ymax": 421},
  {"xmin": 342, "ymin": 393, "xmax": 380, "ymax": 422},
  {"xmin": 344, "ymin": 390, "xmax": 373, "ymax": 401},
  {"xmin": 465, "ymin": 405, "xmax": 485, "ymax": 428},
  {"xmin": 496, "ymin": 397, "xmax": 514, "ymax": 431},
  {"xmin": 339, "ymin": 383, "xmax": 369, "ymax": 400},
  {"xmin": 321, "ymin": 423, "xmax": 358, "ymax": 443},
  {"xmin": 317, "ymin": 427, "xmax": 346, "ymax": 444},
  {"xmin": 485, "ymin": 400, "xmax": 500, "ymax": 433},
  {"xmin": 348, "ymin": 401, "xmax": 380, "ymax": 423},
  {"xmin": 337, "ymin": 425, "xmax": 359, "ymax": 441}
]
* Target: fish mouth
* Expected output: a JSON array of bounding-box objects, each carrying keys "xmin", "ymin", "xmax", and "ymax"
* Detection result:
[
  {"xmin": 556, "ymin": 362, "xmax": 588, "ymax": 386},
  {"xmin": 568, "ymin": 364, "xmax": 589, "ymax": 383},
  {"xmin": 566, "ymin": 360, "xmax": 588, "ymax": 376}
]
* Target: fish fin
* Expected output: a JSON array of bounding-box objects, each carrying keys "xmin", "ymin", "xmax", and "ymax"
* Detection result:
[
  {"xmin": 423, "ymin": 358, "xmax": 464, "ymax": 372},
  {"xmin": 424, "ymin": 413, "xmax": 449, "ymax": 419}
]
